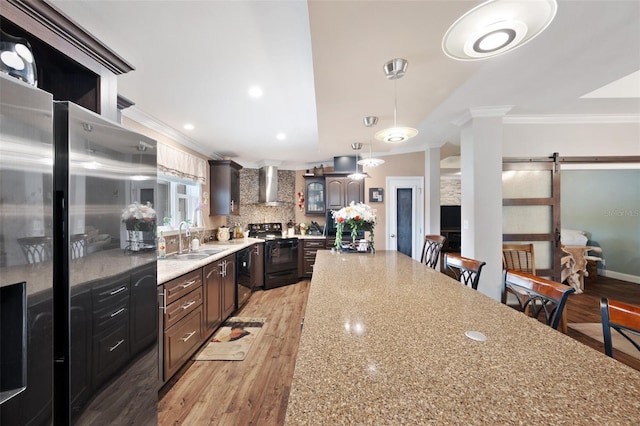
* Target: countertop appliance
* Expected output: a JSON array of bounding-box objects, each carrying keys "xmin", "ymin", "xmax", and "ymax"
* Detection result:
[
  {"xmin": 0, "ymin": 73, "xmax": 158, "ymax": 424},
  {"xmin": 248, "ymin": 223, "xmax": 299, "ymax": 289}
]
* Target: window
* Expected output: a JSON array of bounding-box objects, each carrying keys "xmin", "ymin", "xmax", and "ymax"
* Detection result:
[{"xmin": 157, "ymin": 175, "xmax": 202, "ymax": 231}]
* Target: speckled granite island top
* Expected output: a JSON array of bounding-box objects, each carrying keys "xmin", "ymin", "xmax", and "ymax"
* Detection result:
[{"xmin": 285, "ymin": 251, "xmax": 640, "ymax": 425}]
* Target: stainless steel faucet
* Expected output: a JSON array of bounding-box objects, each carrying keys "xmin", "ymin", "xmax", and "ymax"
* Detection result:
[{"xmin": 178, "ymin": 221, "xmax": 191, "ymax": 254}]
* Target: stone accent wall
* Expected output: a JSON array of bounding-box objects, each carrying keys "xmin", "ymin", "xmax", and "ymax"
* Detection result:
[
  {"xmin": 441, "ymin": 178, "xmax": 461, "ymax": 205},
  {"xmin": 225, "ymin": 168, "xmax": 297, "ymax": 231}
]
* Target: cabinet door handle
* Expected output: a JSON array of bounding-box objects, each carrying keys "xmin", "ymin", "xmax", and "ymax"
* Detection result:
[
  {"xmin": 159, "ymin": 289, "xmax": 167, "ymax": 312},
  {"xmin": 181, "ymin": 280, "xmax": 196, "ymax": 289},
  {"xmin": 110, "ymin": 307, "xmax": 126, "ymax": 318},
  {"xmin": 110, "ymin": 286, "xmax": 126, "ymax": 295},
  {"xmin": 181, "ymin": 331, "xmax": 196, "ymax": 342},
  {"xmin": 181, "ymin": 300, "xmax": 196, "ymax": 310},
  {"xmin": 109, "ymin": 339, "xmax": 125, "ymax": 352}
]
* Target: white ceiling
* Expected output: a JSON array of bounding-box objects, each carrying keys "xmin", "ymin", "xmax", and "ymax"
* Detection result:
[{"xmin": 51, "ymin": 0, "xmax": 640, "ymax": 170}]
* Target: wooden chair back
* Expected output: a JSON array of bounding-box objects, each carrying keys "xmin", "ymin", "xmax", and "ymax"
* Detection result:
[
  {"xmin": 443, "ymin": 253, "xmax": 486, "ymax": 290},
  {"xmin": 502, "ymin": 243, "xmax": 536, "ymax": 275},
  {"xmin": 420, "ymin": 235, "xmax": 446, "ymax": 269},
  {"xmin": 503, "ymin": 270, "xmax": 575, "ymax": 330},
  {"xmin": 17, "ymin": 236, "xmax": 52, "ymax": 264},
  {"xmin": 600, "ymin": 298, "xmax": 640, "ymax": 358}
]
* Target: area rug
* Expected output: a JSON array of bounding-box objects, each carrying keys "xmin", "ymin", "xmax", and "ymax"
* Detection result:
[
  {"xmin": 193, "ymin": 317, "xmax": 266, "ymax": 361},
  {"xmin": 568, "ymin": 322, "xmax": 640, "ymax": 360}
]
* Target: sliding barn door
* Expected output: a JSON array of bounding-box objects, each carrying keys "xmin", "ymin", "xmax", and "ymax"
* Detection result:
[{"xmin": 502, "ymin": 154, "xmax": 562, "ymax": 281}]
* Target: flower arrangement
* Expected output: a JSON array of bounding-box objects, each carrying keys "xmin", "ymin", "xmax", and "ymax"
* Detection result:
[
  {"xmin": 332, "ymin": 202, "xmax": 376, "ymax": 251},
  {"xmin": 297, "ymin": 191, "xmax": 305, "ymax": 211},
  {"xmin": 299, "ymin": 222, "xmax": 309, "ymax": 235},
  {"xmin": 121, "ymin": 202, "xmax": 157, "ymax": 231}
]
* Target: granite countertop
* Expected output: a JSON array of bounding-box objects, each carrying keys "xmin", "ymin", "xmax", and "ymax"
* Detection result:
[
  {"xmin": 157, "ymin": 237, "xmax": 263, "ymax": 284},
  {"xmin": 285, "ymin": 250, "xmax": 640, "ymax": 424}
]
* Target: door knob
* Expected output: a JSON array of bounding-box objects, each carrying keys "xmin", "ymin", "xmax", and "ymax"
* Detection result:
[{"xmin": 390, "ymin": 234, "xmax": 396, "ymax": 238}]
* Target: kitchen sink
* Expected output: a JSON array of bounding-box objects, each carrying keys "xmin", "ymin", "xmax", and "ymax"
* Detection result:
[{"xmin": 172, "ymin": 253, "xmax": 212, "ymax": 260}]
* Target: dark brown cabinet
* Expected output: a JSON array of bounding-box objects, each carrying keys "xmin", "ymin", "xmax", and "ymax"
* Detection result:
[
  {"xmin": 203, "ymin": 263, "xmax": 222, "ymax": 336},
  {"xmin": 209, "ymin": 160, "xmax": 242, "ymax": 215},
  {"xmin": 221, "ymin": 256, "xmax": 236, "ymax": 320},
  {"xmin": 325, "ymin": 175, "xmax": 364, "ymax": 210},
  {"xmin": 304, "ymin": 177, "xmax": 325, "ymax": 215},
  {"xmin": 299, "ymin": 239, "xmax": 326, "ymax": 277},
  {"xmin": 161, "ymin": 269, "xmax": 204, "ymax": 381}
]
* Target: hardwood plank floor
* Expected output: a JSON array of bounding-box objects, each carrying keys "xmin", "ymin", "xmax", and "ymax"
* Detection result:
[
  {"xmin": 158, "ymin": 274, "xmax": 640, "ymax": 425},
  {"xmin": 564, "ymin": 275, "xmax": 640, "ymax": 371},
  {"xmin": 158, "ymin": 280, "xmax": 310, "ymax": 426}
]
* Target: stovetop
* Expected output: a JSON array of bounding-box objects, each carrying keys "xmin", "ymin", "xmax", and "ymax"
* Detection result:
[{"xmin": 248, "ymin": 222, "xmax": 288, "ymax": 240}]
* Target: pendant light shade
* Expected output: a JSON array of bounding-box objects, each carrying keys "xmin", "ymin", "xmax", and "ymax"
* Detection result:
[
  {"xmin": 375, "ymin": 58, "xmax": 418, "ymax": 144},
  {"xmin": 358, "ymin": 116, "xmax": 385, "ymax": 167},
  {"xmin": 348, "ymin": 142, "xmax": 367, "ymax": 180}
]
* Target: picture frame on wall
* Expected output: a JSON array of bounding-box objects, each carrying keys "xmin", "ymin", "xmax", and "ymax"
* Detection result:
[{"xmin": 369, "ymin": 188, "xmax": 383, "ymax": 203}]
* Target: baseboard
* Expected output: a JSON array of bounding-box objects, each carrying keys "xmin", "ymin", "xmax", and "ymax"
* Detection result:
[{"xmin": 599, "ymin": 269, "xmax": 640, "ymax": 285}]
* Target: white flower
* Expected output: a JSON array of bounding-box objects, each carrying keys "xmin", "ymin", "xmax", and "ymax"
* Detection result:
[
  {"xmin": 332, "ymin": 202, "xmax": 376, "ymax": 226},
  {"xmin": 121, "ymin": 202, "xmax": 156, "ymax": 223}
]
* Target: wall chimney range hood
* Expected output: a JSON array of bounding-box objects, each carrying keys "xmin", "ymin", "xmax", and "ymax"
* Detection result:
[{"xmin": 259, "ymin": 166, "xmax": 284, "ymax": 206}]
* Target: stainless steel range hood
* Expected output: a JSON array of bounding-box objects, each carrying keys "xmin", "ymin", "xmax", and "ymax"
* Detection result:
[{"xmin": 259, "ymin": 166, "xmax": 283, "ymax": 206}]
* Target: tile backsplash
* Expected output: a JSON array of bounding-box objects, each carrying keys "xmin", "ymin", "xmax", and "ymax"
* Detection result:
[{"xmin": 225, "ymin": 168, "xmax": 297, "ymax": 231}]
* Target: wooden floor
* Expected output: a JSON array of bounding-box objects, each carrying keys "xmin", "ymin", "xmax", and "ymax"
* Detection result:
[
  {"xmin": 158, "ymin": 275, "xmax": 639, "ymax": 425},
  {"xmin": 158, "ymin": 280, "xmax": 310, "ymax": 426}
]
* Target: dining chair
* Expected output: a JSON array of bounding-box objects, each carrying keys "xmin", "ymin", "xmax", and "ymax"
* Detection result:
[
  {"xmin": 420, "ymin": 235, "xmax": 446, "ymax": 269},
  {"xmin": 443, "ymin": 253, "xmax": 486, "ymax": 290},
  {"xmin": 70, "ymin": 233, "xmax": 88, "ymax": 259},
  {"xmin": 600, "ymin": 298, "xmax": 640, "ymax": 358},
  {"xmin": 502, "ymin": 270, "xmax": 575, "ymax": 331},
  {"xmin": 502, "ymin": 243, "xmax": 536, "ymax": 304}
]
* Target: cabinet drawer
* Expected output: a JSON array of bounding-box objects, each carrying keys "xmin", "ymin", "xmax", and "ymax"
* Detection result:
[
  {"xmin": 92, "ymin": 272, "xmax": 130, "ymax": 309},
  {"xmin": 92, "ymin": 321, "xmax": 130, "ymax": 387},
  {"xmin": 164, "ymin": 269, "xmax": 202, "ymax": 305},
  {"xmin": 164, "ymin": 287, "xmax": 203, "ymax": 330},
  {"xmin": 303, "ymin": 239, "xmax": 325, "ymax": 249},
  {"xmin": 93, "ymin": 298, "xmax": 129, "ymax": 334},
  {"xmin": 164, "ymin": 307, "xmax": 203, "ymax": 379},
  {"xmin": 302, "ymin": 257, "xmax": 316, "ymax": 275}
]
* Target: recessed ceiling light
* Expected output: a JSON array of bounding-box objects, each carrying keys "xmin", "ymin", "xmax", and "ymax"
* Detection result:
[
  {"xmin": 249, "ymin": 86, "xmax": 263, "ymax": 98},
  {"xmin": 276, "ymin": 132, "xmax": 286, "ymax": 141},
  {"xmin": 183, "ymin": 123, "xmax": 194, "ymax": 130},
  {"xmin": 442, "ymin": 0, "xmax": 558, "ymax": 61}
]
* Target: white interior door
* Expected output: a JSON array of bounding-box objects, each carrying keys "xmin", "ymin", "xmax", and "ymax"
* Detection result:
[{"xmin": 386, "ymin": 177, "xmax": 424, "ymax": 260}]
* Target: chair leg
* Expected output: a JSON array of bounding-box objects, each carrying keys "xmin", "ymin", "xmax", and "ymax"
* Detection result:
[{"xmin": 559, "ymin": 310, "xmax": 568, "ymax": 334}]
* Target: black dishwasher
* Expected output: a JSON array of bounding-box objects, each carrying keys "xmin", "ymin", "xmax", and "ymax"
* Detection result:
[{"xmin": 236, "ymin": 247, "xmax": 253, "ymax": 310}]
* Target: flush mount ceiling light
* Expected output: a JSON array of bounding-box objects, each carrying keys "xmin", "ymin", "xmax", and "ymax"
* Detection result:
[
  {"xmin": 348, "ymin": 142, "xmax": 368, "ymax": 180},
  {"xmin": 358, "ymin": 116, "xmax": 385, "ymax": 167},
  {"xmin": 442, "ymin": 0, "xmax": 558, "ymax": 61},
  {"xmin": 375, "ymin": 58, "xmax": 418, "ymax": 144}
]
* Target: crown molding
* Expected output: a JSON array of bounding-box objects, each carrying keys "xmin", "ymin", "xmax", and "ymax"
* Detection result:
[
  {"xmin": 504, "ymin": 114, "xmax": 640, "ymax": 124},
  {"xmin": 123, "ymin": 107, "xmax": 221, "ymax": 160}
]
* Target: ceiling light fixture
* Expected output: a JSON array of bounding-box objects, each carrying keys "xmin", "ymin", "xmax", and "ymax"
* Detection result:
[
  {"xmin": 276, "ymin": 132, "xmax": 286, "ymax": 141},
  {"xmin": 348, "ymin": 143, "xmax": 368, "ymax": 180},
  {"xmin": 442, "ymin": 0, "xmax": 558, "ymax": 61},
  {"xmin": 375, "ymin": 58, "xmax": 418, "ymax": 144},
  {"xmin": 248, "ymin": 86, "xmax": 263, "ymax": 98},
  {"xmin": 358, "ymin": 116, "xmax": 384, "ymax": 167},
  {"xmin": 183, "ymin": 123, "xmax": 194, "ymax": 130}
]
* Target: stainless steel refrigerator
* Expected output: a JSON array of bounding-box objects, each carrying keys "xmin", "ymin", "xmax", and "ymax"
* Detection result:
[{"xmin": 0, "ymin": 73, "xmax": 159, "ymax": 424}]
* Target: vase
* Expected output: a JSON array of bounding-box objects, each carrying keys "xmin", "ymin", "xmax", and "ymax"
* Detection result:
[
  {"xmin": 128, "ymin": 230, "xmax": 141, "ymax": 252},
  {"xmin": 1, "ymin": 30, "xmax": 37, "ymax": 86}
]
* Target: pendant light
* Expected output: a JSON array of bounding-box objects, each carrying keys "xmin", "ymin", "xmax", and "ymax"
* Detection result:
[
  {"xmin": 348, "ymin": 143, "xmax": 367, "ymax": 180},
  {"xmin": 358, "ymin": 116, "xmax": 385, "ymax": 167},
  {"xmin": 375, "ymin": 58, "xmax": 418, "ymax": 143}
]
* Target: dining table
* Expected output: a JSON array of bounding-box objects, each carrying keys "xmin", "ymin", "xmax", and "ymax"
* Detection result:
[{"xmin": 285, "ymin": 250, "xmax": 640, "ymax": 425}]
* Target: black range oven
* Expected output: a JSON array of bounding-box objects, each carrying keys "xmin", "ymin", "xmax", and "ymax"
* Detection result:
[{"xmin": 248, "ymin": 223, "xmax": 299, "ymax": 289}]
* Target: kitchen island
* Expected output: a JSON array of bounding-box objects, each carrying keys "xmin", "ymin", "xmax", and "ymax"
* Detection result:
[{"xmin": 285, "ymin": 250, "xmax": 640, "ymax": 424}]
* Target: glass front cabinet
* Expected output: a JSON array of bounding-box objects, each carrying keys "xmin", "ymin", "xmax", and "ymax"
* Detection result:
[{"xmin": 304, "ymin": 177, "xmax": 325, "ymax": 215}]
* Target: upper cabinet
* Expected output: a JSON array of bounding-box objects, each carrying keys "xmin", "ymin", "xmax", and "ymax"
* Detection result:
[
  {"xmin": 325, "ymin": 175, "xmax": 364, "ymax": 211},
  {"xmin": 209, "ymin": 160, "xmax": 242, "ymax": 216},
  {"xmin": 304, "ymin": 176, "xmax": 325, "ymax": 215},
  {"xmin": 1, "ymin": 1, "xmax": 135, "ymax": 121}
]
